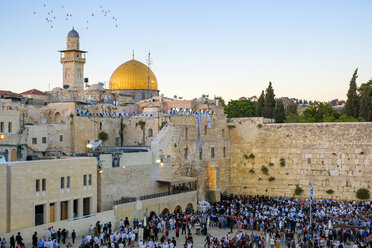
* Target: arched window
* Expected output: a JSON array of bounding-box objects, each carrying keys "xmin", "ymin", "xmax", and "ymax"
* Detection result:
[
  {"xmin": 185, "ymin": 127, "xmax": 188, "ymax": 139},
  {"xmin": 222, "ymin": 129, "xmax": 225, "ymax": 138},
  {"xmin": 3, "ymin": 149, "xmax": 9, "ymax": 162},
  {"xmin": 148, "ymin": 128, "xmax": 153, "ymax": 137}
]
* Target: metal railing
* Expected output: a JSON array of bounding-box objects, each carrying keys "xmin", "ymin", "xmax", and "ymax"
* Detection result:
[
  {"xmin": 139, "ymin": 189, "xmax": 195, "ymax": 201},
  {"xmin": 114, "ymin": 197, "xmax": 137, "ymax": 205},
  {"xmin": 114, "ymin": 190, "xmax": 196, "ymax": 205}
]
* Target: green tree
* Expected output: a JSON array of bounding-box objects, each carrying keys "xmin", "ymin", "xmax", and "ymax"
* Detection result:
[
  {"xmin": 214, "ymin": 96, "xmax": 226, "ymax": 107},
  {"xmin": 256, "ymin": 90, "xmax": 265, "ymax": 117},
  {"xmin": 274, "ymin": 100, "xmax": 286, "ymax": 123},
  {"xmin": 336, "ymin": 114, "xmax": 358, "ymax": 122},
  {"xmin": 263, "ymin": 82, "xmax": 275, "ymax": 118},
  {"xmin": 285, "ymin": 113, "xmax": 303, "ymax": 123},
  {"xmin": 302, "ymin": 102, "xmax": 340, "ymax": 122},
  {"xmin": 225, "ymin": 100, "xmax": 257, "ymax": 118},
  {"xmin": 286, "ymin": 102, "xmax": 298, "ymax": 115},
  {"xmin": 344, "ymin": 69, "xmax": 360, "ymax": 118},
  {"xmin": 358, "ymin": 79, "xmax": 372, "ymax": 121}
]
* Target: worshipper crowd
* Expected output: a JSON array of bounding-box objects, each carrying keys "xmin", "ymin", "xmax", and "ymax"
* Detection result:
[{"xmin": 1, "ymin": 195, "xmax": 371, "ymax": 248}]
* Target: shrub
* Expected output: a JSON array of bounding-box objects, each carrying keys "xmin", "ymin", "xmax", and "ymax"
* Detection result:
[
  {"xmin": 249, "ymin": 169, "xmax": 255, "ymax": 174},
  {"xmin": 243, "ymin": 154, "xmax": 249, "ymax": 159},
  {"xmin": 69, "ymin": 113, "xmax": 74, "ymax": 118},
  {"xmin": 137, "ymin": 120, "xmax": 146, "ymax": 130},
  {"xmin": 356, "ymin": 188, "xmax": 370, "ymax": 200},
  {"xmin": 279, "ymin": 158, "xmax": 286, "ymax": 167},
  {"xmin": 268, "ymin": 162, "xmax": 274, "ymax": 167},
  {"xmin": 326, "ymin": 189, "xmax": 334, "ymax": 195},
  {"xmin": 294, "ymin": 185, "xmax": 303, "ymax": 195},
  {"xmin": 98, "ymin": 131, "xmax": 108, "ymax": 142},
  {"xmin": 261, "ymin": 165, "xmax": 268, "ymax": 175},
  {"xmin": 174, "ymin": 143, "xmax": 177, "ymax": 148},
  {"xmin": 248, "ymin": 153, "xmax": 255, "ymax": 159},
  {"xmin": 258, "ymin": 178, "xmax": 262, "ymax": 181},
  {"xmin": 268, "ymin": 176, "xmax": 275, "ymax": 182},
  {"xmin": 257, "ymin": 124, "xmax": 262, "ymax": 128}
]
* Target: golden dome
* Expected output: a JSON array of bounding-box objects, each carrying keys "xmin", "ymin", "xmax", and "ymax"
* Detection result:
[{"xmin": 109, "ymin": 59, "xmax": 158, "ymax": 91}]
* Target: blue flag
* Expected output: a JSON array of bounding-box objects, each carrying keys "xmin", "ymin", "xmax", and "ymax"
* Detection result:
[
  {"xmin": 310, "ymin": 181, "xmax": 313, "ymax": 201},
  {"xmin": 197, "ymin": 113, "xmax": 202, "ymax": 153}
]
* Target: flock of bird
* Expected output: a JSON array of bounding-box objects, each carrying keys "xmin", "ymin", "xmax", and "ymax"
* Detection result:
[{"xmin": 33, "ymin": 2, "xmax": 119, "ymax": 30}]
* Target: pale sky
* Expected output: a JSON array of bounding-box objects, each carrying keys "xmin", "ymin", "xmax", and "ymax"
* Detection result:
[{"xmin": 1, "ymin": 0, "xmax": 372, "ymax": 101}]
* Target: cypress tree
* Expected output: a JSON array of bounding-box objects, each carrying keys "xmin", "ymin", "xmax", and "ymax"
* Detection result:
[
  {"xmin": 274, "ymin": 100, "xmax": 286, "ymax": 123},
  {"xmin": 344, "ymin": 69, "xmax": 359, "ymax": 118},
  {"xmin": 263, "ymin": 82, "xmax": 275, "ymax": 118},
  {"xmin": 256, "ymin": 90, "xmax": 265, "ymax": 117},
  {"xmin": 359, "ymin": 79, "xmax": 372, "ymax": 121}
]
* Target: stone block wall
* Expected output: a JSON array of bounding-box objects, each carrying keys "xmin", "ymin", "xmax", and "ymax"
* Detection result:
[{"xmin": 230, "ymin": 118, "xmax": 372, "ymax": 200}]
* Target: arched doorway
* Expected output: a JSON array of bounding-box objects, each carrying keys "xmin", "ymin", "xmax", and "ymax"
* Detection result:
[
  {"xmin": 174, "ymin": 205, "xmax": 182, "ymax": 213},
  {"xmin": 3, "ymin": 149, "xmax": 9, "ymax": 162},
  {"xmin": 161, "ymin": 208, "xmax": 169, "ymax": 215},
  {"xmin": 11, "ymin": 149, "xmax": 17, "ymax": 162},
  {"xmin": 186, "ymin": 203, "xmax": 194, "ymax": 213}
]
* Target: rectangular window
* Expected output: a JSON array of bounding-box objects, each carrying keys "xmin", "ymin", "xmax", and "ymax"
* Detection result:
[
  {"xmin": 83, "ymin": 175, "xmax": 87, "ymax": 186},
  {"xmin": 88, "ymin": 174, "xmax": 92, "ymax": 185},
  {"xmin": 32, "ymin": 138, "xmax": 37, "ymax": 144},
  {"xmin": 0, "ymin": 122, "xmax": 3, "ymax": 132},
  {"xmin": 8, "ymin": 122, "xmax": 12, "ymax": 133},
  {"xmin": 204, "ymin": 125, "xmax": 207, "ymax": 135},
  {"xmin": 211, "ymin": 147, "xmax": 215, "ymax": 158},
  {"xmin": 61, "ymin": 177, "xmax": 65, "ymax": 189},
  {"xmin": 199, "ymin": 150, "xmax": 202, "ymax": 160},
  {"xmin": 67, "ymin": 176, "xmax": 70, "ymax": 188},
  {"xmin": 59, "ymin": 135, "xmax": 63, "ymax": 142},
  {"xmin": 184, "ymin": 148, "xmax": 188, "ymax": 160},
  {"xmin": 42, "ymin": 137, "xmax": 47, "ymax": 144},
  {"xmin": 36, "ymin": 179, "xmax": 40, "ymax": 192},
  {"xmin": 42, "ymin": 179, "xmax": 46, "ymax": 191},
  {"xmin": 223, "ymin": 147, "xmax": 226, "ymax": 158},
  {"xmin": 185, "ymin": 127, "xmax": 188, "ymax": 139}
]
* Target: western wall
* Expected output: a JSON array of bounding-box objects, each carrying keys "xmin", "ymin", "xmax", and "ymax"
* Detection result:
[{"xmin": 229, "ymin": 118, "xmax": 372, "ymax": 200}]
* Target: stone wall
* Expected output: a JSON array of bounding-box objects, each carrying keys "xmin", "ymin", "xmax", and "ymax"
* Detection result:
[
  {"xmin": 230, "ymin": 118, "xmax": 372, "ymax": 200},
  {"xmin": 0, "ymin": 164, "xmax": 6, "ymax": 233},
  {"xmin": 1, "ymin": 157, "xmax": 97, "ymax": 232},
  {"xmin": 98, "ymin": 152, "xmax": 171, "ymax": 211},
  {"xmin": 165, "ymin": 115, "xmax": 231, "ymax": 201},
  {"xmin": 113, "ymin": 191, "xmax": 197, "ymax": 228}
]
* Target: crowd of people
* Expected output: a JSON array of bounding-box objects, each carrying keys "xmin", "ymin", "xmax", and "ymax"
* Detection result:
[{"xmin": 1, "ymin": 195, "xmax": 371, "ymax": 248}]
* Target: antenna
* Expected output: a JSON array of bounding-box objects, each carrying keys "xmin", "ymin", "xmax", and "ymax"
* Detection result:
[{"xmin": 146, "ymin": 51, "xmax": 152, "ymax": 91}]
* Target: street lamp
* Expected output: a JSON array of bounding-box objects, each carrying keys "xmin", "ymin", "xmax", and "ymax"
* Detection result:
[{"xmin": 0, "ymin": 134, "xmax": 5, "ymax": 140}]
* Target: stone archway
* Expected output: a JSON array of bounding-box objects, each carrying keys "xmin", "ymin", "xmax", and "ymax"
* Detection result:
[
  {"xmin": 174, "ymin": 205, "xmax": 182, "ymax": 213},
  {"xmin": 186, "ymin": 203, "xmax": 194, "ymax": 213},
  {"xmin": 3, "ymin": 149, "xmax": 9, "ymax": 162},
  {"xmin": 161, "ymin": 208, "xmax": 170, "ymax": 215}
]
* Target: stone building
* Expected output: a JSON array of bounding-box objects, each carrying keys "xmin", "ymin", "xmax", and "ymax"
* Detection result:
[
  {"xmin": 59, "ymin": 28, "xmax": 87, "ymax": 91},
  {"xmin": 0, "ymin": 157, "xmax": 97, "ymax": 233}
]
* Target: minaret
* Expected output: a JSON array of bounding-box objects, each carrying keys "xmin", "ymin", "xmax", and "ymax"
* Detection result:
[{"xmin": 59, "ymin": 27, "xmax": 87, "ymax": 90}]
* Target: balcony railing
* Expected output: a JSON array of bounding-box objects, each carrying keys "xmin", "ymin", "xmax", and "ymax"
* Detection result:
[{"xmin": 114, "ymin": 190, "xmax": 195, "ymax": 205}]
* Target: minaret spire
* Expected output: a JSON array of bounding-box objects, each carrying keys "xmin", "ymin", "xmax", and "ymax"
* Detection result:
[{"xmin": 132, "ymin": 49, "xmax": 134, "ymax": 60}]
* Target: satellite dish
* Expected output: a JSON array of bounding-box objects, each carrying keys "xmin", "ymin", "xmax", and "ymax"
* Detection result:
[
  {"xmin": 50, "ymin": 137, "xmax": 55, "ymax": 142},
  {"xmin": 41, "ymin": 118, "xmax": 46, "ymax": 124}
]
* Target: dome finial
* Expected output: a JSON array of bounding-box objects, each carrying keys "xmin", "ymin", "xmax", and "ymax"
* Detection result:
[{"xmin": 132, "ymin": 49, "xmax": 135, "ymax": 60}]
